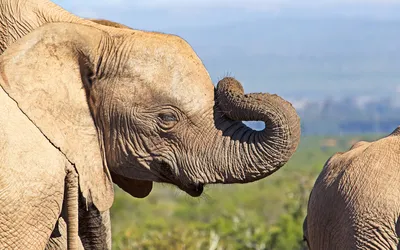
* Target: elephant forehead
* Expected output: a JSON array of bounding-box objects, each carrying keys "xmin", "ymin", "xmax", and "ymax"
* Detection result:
[
  {"xmin": 124, "ymin": 38, "xmax": 215, "ymax": 111},
  {"xmin": 169, "ymin": 65, "xmax": 215, "ymax": 109},
  {"xmin": 149, "ymin": 69, "xmax": 215, "ymax": 113}
]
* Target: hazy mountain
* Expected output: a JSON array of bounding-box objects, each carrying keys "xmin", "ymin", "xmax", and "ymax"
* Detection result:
[
  {"xmin": 288, "ymin": 91, "xmax": 400, "ymax": 135},
  {"xmin": 247, "ymin": 93, "xmax": 400, "ymax": 136}
]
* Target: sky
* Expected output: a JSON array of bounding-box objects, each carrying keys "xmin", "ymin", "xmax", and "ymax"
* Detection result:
[
  {"xmin": 52, "ymin": 0, "xmax": 400, "ymax": 100},
  {"xmin": 53, "ymin": 0, "xmax": 400, "ymax": 29}
]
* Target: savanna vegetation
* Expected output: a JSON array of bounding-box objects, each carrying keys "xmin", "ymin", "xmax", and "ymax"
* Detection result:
[{"xmin": 110, "ymin": 134, "xmax": 382, "ymax": 250}]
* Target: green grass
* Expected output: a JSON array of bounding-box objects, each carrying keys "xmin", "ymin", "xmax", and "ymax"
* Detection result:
[{"xmin": 110, "ymin": 134, "xmax": 382, "ymax": 250}]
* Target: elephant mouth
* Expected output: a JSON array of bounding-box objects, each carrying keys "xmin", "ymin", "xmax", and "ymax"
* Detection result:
[
  {"xmin": 181, "ymin": 183, "xmax": 204, "ymax": 197},
  {"xmin": 156, "ymin": 160, "xmax": 204, "ymax": 197}
]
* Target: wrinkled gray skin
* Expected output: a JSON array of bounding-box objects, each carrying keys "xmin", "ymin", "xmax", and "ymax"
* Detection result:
[
  {"xmin": 303, "ymin": 127, "xmax": 400, "ymax": 250},
  {"xmin": 0, "ymin": 0, "xmax": 301, "ymax": 249}
]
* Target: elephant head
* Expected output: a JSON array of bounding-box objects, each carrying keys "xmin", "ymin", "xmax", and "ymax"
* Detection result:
[{"xmin": 0, "ymin": 1, "xmax": 301, "ymax": 213}]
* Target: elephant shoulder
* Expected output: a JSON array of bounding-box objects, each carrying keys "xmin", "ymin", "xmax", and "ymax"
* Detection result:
[
  {"xmin": 322, "ymin": 140, "xmax": 370, "ymax": 171},
  {"xmin": 349, "ymin": 140, "xmax": 370, "ymax": 150},
  {"xmin": 319, "ymin": 127, "xmax": 400, "ymax": 180},
  {"xmin": 324, "ymin": 138, "xmax": 371, "ymax": 163},
  {"xmin": 364, "ymin": 128, "xmax": 400, "ymax": 156},
  {"xmin": 319, "ymin": 131, "xmax": 400, "ymax": 192},
  {"xmin": 317, "ymin": 139, "xmax": 373, "ymax": 187}
]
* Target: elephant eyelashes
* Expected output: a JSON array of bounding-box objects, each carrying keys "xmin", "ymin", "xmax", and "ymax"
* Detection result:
[{"xmin": 158, "ymin": 113, "xmax": 178, "ymax": 129}]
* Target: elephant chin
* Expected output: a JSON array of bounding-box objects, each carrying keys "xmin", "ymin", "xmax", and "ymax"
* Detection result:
[
  {"xmin": 164, "ymin": 179, "xmax": 204, "ymax": 197},
  {"xmin": 152, "ymin": 160, "xmax": 205, "ymax": 197}
]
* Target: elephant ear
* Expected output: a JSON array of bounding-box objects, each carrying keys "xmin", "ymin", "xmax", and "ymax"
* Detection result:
[
  {"xmin": 0, "ymin": 23, "xmax": 114, "ymax": 211},
  {"xmin": 111, "ymin": 172, "xmax": 153, "ymax": 198}
]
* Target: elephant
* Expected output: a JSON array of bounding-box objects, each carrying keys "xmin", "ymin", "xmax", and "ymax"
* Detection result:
[
  {"xmin": 303, "ymin": 127, "xmax": 400, "ymax": 249},
  {"xmin": 0, "ymin": 0, "xmax": 301, "ymax": 249}
]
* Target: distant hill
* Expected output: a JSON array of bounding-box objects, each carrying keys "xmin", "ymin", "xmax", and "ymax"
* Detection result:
[
  {"xmin": 246, "ymin": 94, "xmax": 400, "ymax": 136},
  {"xmin": 296, "ymin": 95, "xmax": 400, "ymax": 135}
]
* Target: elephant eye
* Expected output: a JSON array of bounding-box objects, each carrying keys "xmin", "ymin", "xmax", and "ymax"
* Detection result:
[
  {"xmin": 159, "ymin": 113, "xmax": 177, "ymax": 122},
  {"xmin": 158, "ymin": 113, "xmax": 178, "ymax": 129}
]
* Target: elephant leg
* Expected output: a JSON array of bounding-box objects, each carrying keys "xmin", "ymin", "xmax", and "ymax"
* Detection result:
[
  {"xmin": 46, "ymin": 217, "xmax": 84, "ymax": 250},
  {"xmin": 302, "ymin": 216, "xmax": 310, "ymax": 250},
  {"xmin": 78, "ymin": 200, "xmax": 112, "ymax": 250},
  {"xmin": 46, "ymin": 166, "xmax": 84, "ymax": 250},
  {"xmin": 46, "ymin": 193, "xmax": 112, "ymax": 250}
]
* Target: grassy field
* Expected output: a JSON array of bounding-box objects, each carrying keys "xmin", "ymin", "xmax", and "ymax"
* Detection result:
[{"xmin": 110, "ymin": 134, "xmax": 383, "ymax": 250}]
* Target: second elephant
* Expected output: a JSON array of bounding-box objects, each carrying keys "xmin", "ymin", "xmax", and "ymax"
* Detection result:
[{"xmin": 304, "ymin": 127, "xmax": 400, "ymax": 249}]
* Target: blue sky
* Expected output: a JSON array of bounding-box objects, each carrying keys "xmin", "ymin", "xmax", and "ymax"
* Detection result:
[
  {"xmin": 53, "ymin": 1, "xmax": 400, "ymax": 100},
  {"xmin": 54, "ymin": 0, "xmax": 400, "ymax": 29}
]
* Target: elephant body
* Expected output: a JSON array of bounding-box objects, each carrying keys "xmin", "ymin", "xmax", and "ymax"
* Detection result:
[
  {"xmin": 304, "ymin": 127, "xmax": 400, "ymax": 249},
  {"xmin": 0, "ymin": 0, "xmax": 301, "ymax": 248},
  {"xmin": 0, "ymin": 79, "xmax": 69, "ymax": 248}
]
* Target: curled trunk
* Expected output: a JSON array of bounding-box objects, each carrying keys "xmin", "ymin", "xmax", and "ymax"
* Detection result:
[{"xmin": 210, "ymin": 77, "xmax": 301, "ymax": 183}]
